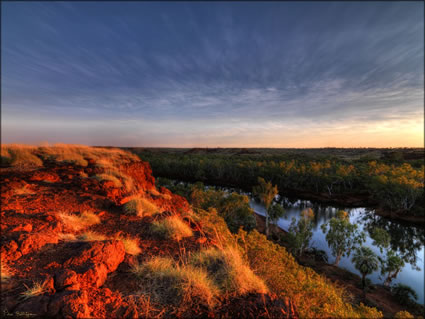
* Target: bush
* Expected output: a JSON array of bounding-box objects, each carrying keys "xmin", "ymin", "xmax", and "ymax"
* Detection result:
[
  {"xmin": 151, "ymin": 215, "xmax": 193, "ymax": 241},
  {"xmin": 190, "ymin": 246, "xmax": 268, "ymax": 295},
  {"xmin": 394, "ymin": 310, "xmax": 415, "ymax": 319},
  {"xmin": 391, "ymin": 284, "xmax": 418, "ymax": 306},
  {"xmin": 236, "ymin": 229, "xmax": 382, "ymax": 318}
]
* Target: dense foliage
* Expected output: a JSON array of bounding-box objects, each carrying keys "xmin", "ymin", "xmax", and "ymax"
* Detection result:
[
  {"xmin": 131, "ymin": 149, "xmax": 424, "ymax": 216},
  {"xmin": 236, "ymin": 229, "xmax": 383, "ymax": 318}
]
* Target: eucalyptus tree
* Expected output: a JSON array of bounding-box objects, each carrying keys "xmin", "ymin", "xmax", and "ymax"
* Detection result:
[
  {"xmin": 321, "ymin": 210, "xmax": 365, "ymax": 266},
  {"xmin": 252, "ymin": 177, "xmax": 278, "ymax": 237},
  {"xmin": 287, "ymin": 208, "xmax": 315, "ymax": 257}
]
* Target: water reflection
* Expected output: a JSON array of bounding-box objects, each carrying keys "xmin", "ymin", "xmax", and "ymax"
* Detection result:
[{"xmin": 251, "ymin": 196, "xmax": 425, "ymax": 305}]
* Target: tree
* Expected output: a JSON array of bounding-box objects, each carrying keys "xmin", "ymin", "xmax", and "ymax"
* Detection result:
[
  {"xmin": 268, "ymin": 203, "xmax": 286, "ymax": 228},
  {"xmin": 252, "ymin": 177, "xmax": 278, "ymax": 237},
  {"xmin": 287, "ymin": 208, "xmax": 315, "ymax": 257},
  {"xmin": 381, "ymin": 250, "xmax": 405, "ymax": 287},
  {"xmin": 321, "ymin": 210, "xmax": 365, "ymax": 266},
  {"xmin": 369, "ymin": 227, "xmax": 405, "ymax": 286},
  {"xmin": 352, "ymin": 246, "xmax": 379, "ymax": 301}
]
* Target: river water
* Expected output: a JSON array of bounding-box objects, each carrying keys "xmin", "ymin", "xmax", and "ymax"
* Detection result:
[{"xmin": 249, "ymin": 196, "xmax": 425, "ymax": 305}]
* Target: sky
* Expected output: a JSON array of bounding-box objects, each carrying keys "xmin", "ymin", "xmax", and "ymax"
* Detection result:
[{"xmin": 2, "ymin": 2, "xmax": 424, "ymax": 147}]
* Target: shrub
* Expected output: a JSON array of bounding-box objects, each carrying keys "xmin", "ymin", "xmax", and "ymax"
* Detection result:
[
  {"xmin": 394, "ymin": 310, "xmax": 415, "ymax": 319},
  {"xmin": 151, "ymin": 215, "xmax": 193, "ymax": 241},
  {"xmin": 131, "ymin": 256, "xmax": 218, "ymax": 308},
  {"xmin": 236, "ymin": 229, "xmax": 382, "ymax": 318},
  {"xmin": 190, "ymin": 246, "xmax": 268, "ymax": 295},
  {"xmin": 58, "ymin": 211, "xmax": 101, "ymax": 232},
  {"xmin": 391, "ymin": 284, "xmax": 418, "ymax": 306},
  {"xmin": 123, "ymin": 197, "xmax": 158, "ymax": 217}
]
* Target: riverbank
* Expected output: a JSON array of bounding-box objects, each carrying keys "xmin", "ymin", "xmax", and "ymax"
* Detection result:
[
  {"xmin": 153, "ymin": 174, "xmax": 425, "ymax": 226},
  {"xmin": 254, "ymin": 213, "xmax": 424, "ymax": 317}
]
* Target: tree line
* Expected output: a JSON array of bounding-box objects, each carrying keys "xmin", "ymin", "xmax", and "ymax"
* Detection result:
[{"xmin": 133, "ymin": 150, "xmax": 424, "ymax": 216}]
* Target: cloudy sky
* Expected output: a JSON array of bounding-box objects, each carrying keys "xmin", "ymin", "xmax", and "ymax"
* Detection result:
[{"xmin": 2, "ymin": 2, "xmax": 423, "ymax": 147}]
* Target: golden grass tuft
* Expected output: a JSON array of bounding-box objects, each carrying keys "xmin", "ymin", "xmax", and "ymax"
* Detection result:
[
  {"xmin": 58, "ymin": 210, "xmax": 101, "ymax": 232},
  {"xmin": 190, "ymin": 246, "xmax": 268, "ymax": 295},
  {"xmin": 58, "ymin": 233, "xmax": 77, "ymax": 241},
  {"xmin": 115, "ymin": 235, "xmax": 142, "ymax": 255},
  {"xmin": 20, "ymin": 281, "xmax": 47, "ymax": 300},
  {"xmin": 77, "ymin": 231, "xmax": 107, "ymax": 242},
  {"xmin": 131, "ymin": 256, "xmax": 218, "ymax": 308},
  {"xmin": 123, "ymin": 197, "xmax": 158, "ymax": 217},
  {"xmin": 151, "ymin": 215, "xmax": 193, "ymax": 241}
]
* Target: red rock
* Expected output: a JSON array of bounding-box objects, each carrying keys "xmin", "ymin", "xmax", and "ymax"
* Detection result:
[
  {"xmin": 55, "ymin": 269, "xmax": 80, "ymax": 291},
  {"xmin": 30, "ymin": 171, "xmax": 60, "ymax": 183},
  {"xmin": 11, "ymin": 223, "xmax": 33, "ymax": 233},
  {"xmin": 63, "ymin": 240, "xmax": 125, "ymax": 289},
  {"xmin": 48, "ymin": 290, "xmax": 90, "ymax": 318},
  {"xmin": 19, "ymin": 232, "xmax": 59, "ymax": 256}
]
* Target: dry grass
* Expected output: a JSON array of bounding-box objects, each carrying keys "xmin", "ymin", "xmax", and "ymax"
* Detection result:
[
  {"xmin": 77, "ymin": 231, "xmax": 107, "ymax": 241},
  {"xmin": 2, "ymin": 143, "xmax": 140, "ymax": 168},
  {"xmin": 58, "ymin": 233, "xmax": 77, "ymax": 241},
  {"xmin": 1, "ymin": 145, "xmax": 43, "ymax": 167},
  {"xmin": 131, "ymin": 256, "xmax": 218, "ymax": 308},
  {"xmin": 123, "ymin": 197, "xmax": 158, "ymax": 217},
  {"xmin": 190, "ymin": 247, "xmax": 268, "ymax": 295},
  {"xmin": 58, "ymin": 211, "xmax": 101, "ymax": 232},
  {"xmin": 20, "ymin": 281, "xmax": 47, "ymax": 300},
  {"xmin": 1, "ymin": 261, "xmax": 12, "ymax": 283},
  {"xmin": 93, "ymin": 174, "xmax": 122, "ymax": 187},
  {"xmin": 151, "ymin": 215, "xmax": 193, "ymax": 241},
  {"xmin": 115, "ymin": 235, "xmax": 142, "ymax": 255}
]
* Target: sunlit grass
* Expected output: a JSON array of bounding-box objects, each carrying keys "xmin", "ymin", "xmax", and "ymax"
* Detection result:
[
  {"xmin": 115, "ymin": 235, "xmax": 142, "ymax": 255},
  {"xmin": 190, "ymin": 246, "xmax": 268, "ymax": 295},
  {"xmin": 77, "ymin": 231, "xmax": 107, "ymax": 241},
  {"xmin": 123, "ymin": 197, "xmax": 158, "ymax": 217},
  {"xmin": 20, "ymin": 281, "xmax": 47, "ymax": 300},
  {"xmin": 151, "ymin": 215, "xmax": 193, "ymax": 241},
  {"xmin": 58, "ymin": 210, "xmax": 101, "ymax": 232},
  {"xmin": 131, "ymin": 256, "xmax": 218, "ymax": 307}
]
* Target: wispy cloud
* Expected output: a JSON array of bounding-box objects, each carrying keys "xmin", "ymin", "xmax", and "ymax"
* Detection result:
[{"xmin": 2, "ymin": 1, "xmax": 423, "ymax": 146}]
